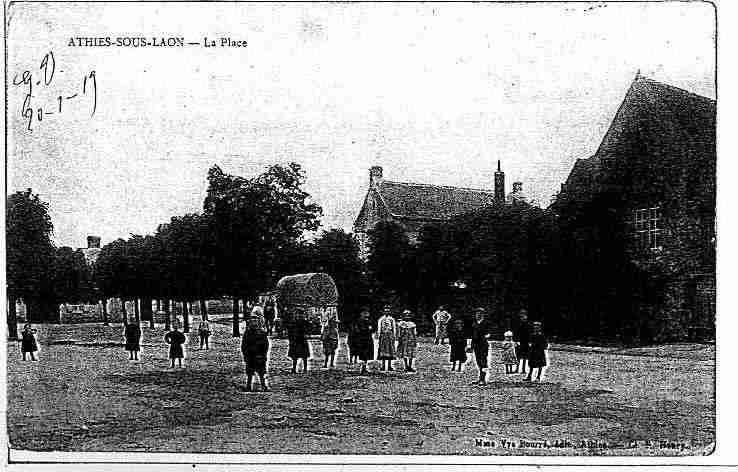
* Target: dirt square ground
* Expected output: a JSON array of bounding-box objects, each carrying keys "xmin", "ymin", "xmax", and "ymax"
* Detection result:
[{"xmin": 6, "ymin": 318, "xmax": 714, "ymax": 455}]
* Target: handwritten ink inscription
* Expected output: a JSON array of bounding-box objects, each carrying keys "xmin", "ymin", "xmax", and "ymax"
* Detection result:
[{"xmin": 12, "ymin": 51, "xmax": 97, "ymax": 132}]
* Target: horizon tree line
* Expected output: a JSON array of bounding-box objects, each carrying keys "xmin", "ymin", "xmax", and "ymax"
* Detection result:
[{"xmin": 7, "ymin": 164, "xmax": 694, "ymax": 344}]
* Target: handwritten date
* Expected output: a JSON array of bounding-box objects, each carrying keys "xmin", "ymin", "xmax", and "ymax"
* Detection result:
[{"xmin": 12, "ymin": 51, "xmax": 98, "ymax": 132}]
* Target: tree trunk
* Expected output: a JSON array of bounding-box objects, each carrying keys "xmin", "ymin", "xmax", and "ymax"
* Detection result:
[
  {"xmin": 182, "ymin": 300, "xmax": 190, "ymax": 333},
  {"xmin": 121, "ymin": 299, "xmax": 128, "ymax": 326},
  {"xmin": 134, "ymin": 298, "xmax": 140, "ymax": 322},
  {"xmin": 147, "ymin": 298, "xmax": 155, "ymax": 329},
  {"xmin": 101, "ymin": 299, "xmax": 109, "ymax": 326},
  {"xmin": 156, "ymin": 299, "xmax": 161, "ymax": 312},
  {"xmin": 232, "ymin": 296, "xmax": 240, "ymax": 337},
  {"xmin": 200, "ymin": 299, "xmax": 208, "ymax": 321},
  {"xmin": 164, "ymin": 299, "xmax": 171, "ymax": 331},
  {"xmin": 7, "ymin": 295, "xmax": 19, "ymax": 340}
]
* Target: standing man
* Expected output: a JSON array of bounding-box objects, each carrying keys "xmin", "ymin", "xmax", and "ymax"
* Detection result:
[
  {"xmin": 515, "ymin": 309, "xmax": 531, "ymax": 375},
  {"xmin": 467, "ymin": 307, "xmax": 493, "ymax": 385},
  {"xmin": 433, "ymin": 305, "xmax": 451, "ymax": 345}
]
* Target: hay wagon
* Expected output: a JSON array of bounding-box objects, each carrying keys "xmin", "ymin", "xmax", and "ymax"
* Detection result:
[{"xmin": 275, "ymin": 273, "xmax": 339, "ymax": 334}]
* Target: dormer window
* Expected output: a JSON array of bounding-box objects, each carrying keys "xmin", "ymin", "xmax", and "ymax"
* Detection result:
[{"xmin": 633, "ymin": 206, "xmax": 662, "ymax": 251}]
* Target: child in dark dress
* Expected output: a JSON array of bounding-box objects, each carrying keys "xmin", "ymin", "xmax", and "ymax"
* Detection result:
[
  {"xmin": 288, "ymin": 308, "xmax": 310, "ymax": 373},
  {"xmin": 526, "ymin": 321, "xmax": 548, "ymax": 382},
  {"xmin": 124, "ymin": 322, "xmax": 142, "ymax": 360},
  {"xmin": 516, "ymin": 309, "xmax": 531, "ymax": 374},
  {"xmin": 21, "ymin": 324, "xmax": 38, "ymax": 361},
  {"xmin": 321, "ymin": 318, "xmax": 339, "ymax": 369},
  {"xmin": 347, "ymin": 321, "xmax": 358, "ymax": 365},
  {"xmin": 241, "ymin": 315, "xmax": 270, "ymax": 392},
  {"xmin": 164, "ymin": 325, "xmax": 186, "ymax": 368},
  {"xmin": 352, "ymin": 308, "xmax": 374, "ymax": 375},
  {"xmin": 448, "ymin": 318, "xmax": 467, "ymax": 372},
  {"xmin": 468, "ymin": 307, "xmax": 493, "ymax": 385}
]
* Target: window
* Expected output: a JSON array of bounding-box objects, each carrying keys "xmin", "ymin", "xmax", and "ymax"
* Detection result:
[{"xmin": 633, "ymin": 207, "xmax": 662, "ymax": 250}]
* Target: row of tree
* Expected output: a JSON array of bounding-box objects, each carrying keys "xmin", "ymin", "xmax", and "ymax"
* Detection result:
[
  {"xmin": 8, "ymin": 163, "xmax": 694, "ymax": 343},
  {"xmin": 7, "ymin": 164, "xmax": 368, "ymax": 338}
]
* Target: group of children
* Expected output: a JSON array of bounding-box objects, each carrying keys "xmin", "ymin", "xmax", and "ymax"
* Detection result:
[
  {"xmin": 448, "ymin": 308, "xmax": 549, "ymax": 383},
  {"xmin": 20, "ymin": 305, "xmax": 549, "ymax": 391}
]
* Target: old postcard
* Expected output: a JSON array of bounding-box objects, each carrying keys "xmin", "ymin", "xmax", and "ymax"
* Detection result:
[{"xmin": 2, "ymin": 0, "xmax": 727, "ymax": 467}]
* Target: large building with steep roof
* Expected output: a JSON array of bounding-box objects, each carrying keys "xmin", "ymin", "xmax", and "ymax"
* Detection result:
[
  {"xmin": 353, "ymin": 162, "xmax": 529, "ymax": 258},
  {"xmin": 551, "ymin": 74, "xmax": 716, "ymax": 341}
]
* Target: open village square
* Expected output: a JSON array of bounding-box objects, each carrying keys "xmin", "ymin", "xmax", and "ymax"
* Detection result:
[
  {"xmin": 6, "ymin": 3, "xmax": 716, "ymax": 457},
  {"xmin": 7, "ymin": 74, "xmax": 716, "ymax": 453}
]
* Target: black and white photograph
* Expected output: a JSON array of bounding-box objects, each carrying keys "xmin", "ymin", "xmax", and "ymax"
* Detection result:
[{"xmin": 3, "ymin": 0, "xmax": 725, "ymax": 465}]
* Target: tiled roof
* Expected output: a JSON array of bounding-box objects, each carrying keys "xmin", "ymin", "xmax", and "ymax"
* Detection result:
[
  {"xmin": 595, "ymin": 76, "xmax": 716, "ymax": 160},
  {"xmin": 377, "ymin": 180, "xmax": 494, "ymax": 220},
  {"xmin": 552, "ymin": 76, "xmax": 716, "ymax": 208}
]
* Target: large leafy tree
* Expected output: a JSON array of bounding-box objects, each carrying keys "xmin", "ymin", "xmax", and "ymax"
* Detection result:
[
  {"xmin": 414, "ymin": 223, "xmax": 457, "ymax": 329},
  {"xmin": 95, "ymin": 237, "xmax": 141, "ymax": 324},
  {"xmin": 6, "ymin": 189, "xmax": 56, "ymax": 336},
  {"xmin": 310, "ymin": 229, "xmax": 369, "ymax": 327},
  {"xmin": 443, "ymin": 202, "xmax": 557, "ymax": 332},
  {"xmin": 52, "ymin": 247, "xmax": 94, "ymax": 305},
  {"xmin": 204, "ymin": 163, "xmax": 322, "ymax": 336},
  {"xmin": 366, "ymin": 221, "xmax": 417, "ymax": 311},
  {"xmin": 156, "ymin": 213, "xmax": 216, "ymax": 332}
]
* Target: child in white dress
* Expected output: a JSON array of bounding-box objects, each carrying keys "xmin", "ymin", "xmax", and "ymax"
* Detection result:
[{"xmin": 501, "ymin": 330, "xmax": 517, "ymax": 374}]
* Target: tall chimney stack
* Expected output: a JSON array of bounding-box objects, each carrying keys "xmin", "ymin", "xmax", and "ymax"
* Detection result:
[
  {"xmin": 494, "ymin": 160, "xmax": 505, "ymax": 203},
  {"xmin": 369, "ymin": 166, "xmax": 384, "ymax": 187}
]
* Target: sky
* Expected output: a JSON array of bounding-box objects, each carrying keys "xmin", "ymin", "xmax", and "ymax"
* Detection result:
[{"xmin": 6, "ymin": 2, "xmax": 716, "ymax": 248}]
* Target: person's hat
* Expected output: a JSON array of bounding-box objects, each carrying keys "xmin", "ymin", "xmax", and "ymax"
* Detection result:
[
  {"xmin": 504, "ymin": 330, "xmax": 513, "ymax": 337},
  {"xmin": 402, "ymin": 309, "xmax": 412, "ymax": 315},
  {"xmin": 474, "ymin": 307, "xmax": 486, "ymax": 312}
]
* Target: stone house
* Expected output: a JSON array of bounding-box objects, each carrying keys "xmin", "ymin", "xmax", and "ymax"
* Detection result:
[
  {"xmin": 551, "ymin": 75, "xmax": 716, "ymax": 341},
  {"xmin": 352, "ymin": 163, "xmax": 529, "ymax": 258}
]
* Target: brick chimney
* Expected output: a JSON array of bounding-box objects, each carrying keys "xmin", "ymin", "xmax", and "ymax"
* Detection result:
[
  {"xmin": 369, "ymin": 166, "xmax": 384, "ymax": 187},
  {"xmin": 87, "ymin": 235, "xmax": 101, "ymax": 248},
  {"xmin": 494, "ymin": 160, "xmax": 505, "ymax": 203}
]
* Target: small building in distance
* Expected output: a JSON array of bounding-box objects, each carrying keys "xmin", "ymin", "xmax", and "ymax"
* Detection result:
[
  {"xmin": 353, "ymin": 163, "xmax": 518, "ymax": 258},
  {"xmin": 79, "ymin": 235, "xmax": 101, "ymax": 266}
]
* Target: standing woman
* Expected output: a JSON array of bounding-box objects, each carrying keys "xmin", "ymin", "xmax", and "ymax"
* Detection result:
[
  {"xmin": 20, "ymin": 323, "xmax": 38, "ymax": 361},
  {"xmin": 287, "ymin": 307, "xmax": 310, "ymax": 373},
  {"xmin": 376, "ymin": 305, "xmax": 397, "ymax": 372},
  {"xmin": 124, "ymin": 322, "xmax": 142, "ymax": 360},
  {"xmin": 164, "ymin": 324, "xmax": 187, "ymax": 368},
  {"xmin": 396, "ymin": 310, "xmax": 418, "ymax": 372},
  {"xmin": 352, "ymin": 308, "xmax": 375, "ymax": 374}
]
